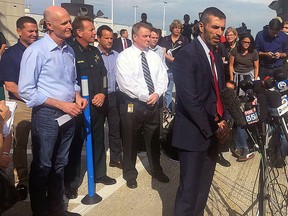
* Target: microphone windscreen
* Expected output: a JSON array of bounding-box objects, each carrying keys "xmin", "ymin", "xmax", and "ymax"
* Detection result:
[
  {"xmin": 257, "ymin": 93, "xmax": 268, "ymax": 122},
  {"xmin": 253, "ymin": 80, "xmax": 264, "ymax": 94},
  {"xmin": 265, "ymin": 90, "xmax": 282, "ymax": 108},
  {"xmin": 264, "ymin": 76, "xmax": 275, "ymax": 89},
  {"xmin": 220, "ymin": 88, "xmax": 247, "ymax": 127},
  {"xmin": 239, "ymin": 79, "xmax": 253, "ymax": 92},
  {"xmin": 274, "ymin": 69, "xmax": 286, "ymax": 81}
]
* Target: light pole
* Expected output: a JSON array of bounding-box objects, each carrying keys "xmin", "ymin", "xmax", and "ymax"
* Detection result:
[
  {"xmin": 162, "ymin": 1, "xmax": 167, "ymax": 33},
  {"xmin": 52, "ymin": 0, "xmax": 55, "ymax": 6},
  {"xmin": 133, "ymin": 5, "xmax": 138, "ymax": 24},
  {"xmin": 111, "ymin": 0, "xmax": 114, "ymax": 30}
]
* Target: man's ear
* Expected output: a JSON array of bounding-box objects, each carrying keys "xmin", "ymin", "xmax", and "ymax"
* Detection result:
[
  {"xmin": 16, "ymin": 28, "xmax": 22, "ymax": 38},
  {"xmin": 132, "ymin": 33, "xmax": 137, "ymax": 41},
  {"xmin": 45, "ymin": 21, "xmax": 53, "ymax": 31},
  {"xmin": 76, "ymin": 29, "xmax": 83, "ymax": 38},
  {"xmin": 198, "ymin": 22, "xmax": 204, "ymax": 33}
]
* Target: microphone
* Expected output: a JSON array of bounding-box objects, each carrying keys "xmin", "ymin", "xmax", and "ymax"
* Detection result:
[
  {"xmin": 263, "ymin": 76, "xmax": 275, "ymax": 89},
  {"xmin": 274, "ymin": 69, "xmax": 288, "ymax": 93},
  {"xmin": 220, "ymin": 88, "xmax": 247, "ymax": 127},
  {"xmin": 257, "ymin": 93, "xmax": 268, "ymax": 122}
]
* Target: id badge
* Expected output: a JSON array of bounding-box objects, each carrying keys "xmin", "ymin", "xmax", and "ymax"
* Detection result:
[{"xmin": 127, "ymin": 103, "xmax": 134, "ymax": 113}]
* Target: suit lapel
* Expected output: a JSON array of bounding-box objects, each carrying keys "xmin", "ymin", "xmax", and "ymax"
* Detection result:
[{"xmin": 195, "ymin": 39, "xmax": 216, "ymax": 91}]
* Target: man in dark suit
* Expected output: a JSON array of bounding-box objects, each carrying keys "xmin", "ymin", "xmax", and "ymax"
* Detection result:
[
  {"xmin": 112, "ymin": 29, "xmax": 132, "ymax": 53},
  {"xmin": 172, "ymin": 7, "xmax": 229, "ymax": 216}
]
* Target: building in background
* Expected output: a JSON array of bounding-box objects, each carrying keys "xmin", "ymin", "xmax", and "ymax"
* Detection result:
[
  {"xmin": 0, "ymin": 0, "xmax": 25, "ymax": 46},
  {"xmin": 1, "ymin": 0, "xmax": 135, "ymax": 47}
]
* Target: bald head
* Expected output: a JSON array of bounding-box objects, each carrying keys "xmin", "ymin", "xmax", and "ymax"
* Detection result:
[
  {"xmin": 44, "ymin": 6, "xmax": 72, "ymax": 44},
  {"xmin": 44, "ymin": 6, "xmax": 69, "ymax": 23}
]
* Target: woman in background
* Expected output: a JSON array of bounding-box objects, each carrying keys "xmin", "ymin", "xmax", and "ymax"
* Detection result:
[
  {"xmin": 229, "ymin": 33, "xmax": 259, "ymax": 162},
  {"xmin": 161, "ymin": 20, "xmax": 189, "ymax": 113}
]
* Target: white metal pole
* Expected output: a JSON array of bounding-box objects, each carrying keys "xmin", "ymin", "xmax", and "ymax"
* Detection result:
[
  {"xmin": 52, "ymin": 0, "xmax": 55, "ymax": 6},
  {"xmin": 133, "ymin": 6, "xmax": 138, "ymax": 24},
  {"xmin": 163, "ymin": 1, "xmax": 167, "ymax": 32},
  {"xmin": 111, "ymin": 0, "xmax": 114, "ymax": 30}
]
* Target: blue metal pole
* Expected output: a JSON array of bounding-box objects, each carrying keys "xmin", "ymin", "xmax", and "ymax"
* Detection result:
[{"xmin": 81, "ymin": 76, "xmax": 102, "ymax": 204}]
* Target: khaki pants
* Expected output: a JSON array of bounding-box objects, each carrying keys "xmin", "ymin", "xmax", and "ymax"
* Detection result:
[{"xmin": 12, "ymin": 99, "xmax": 32, "ymax": 186}]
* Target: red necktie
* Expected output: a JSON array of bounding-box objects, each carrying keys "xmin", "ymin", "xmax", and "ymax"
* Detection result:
[
  {"xmin": 123, "ymin": 39, "xmax": 127, "ymax": 49},
  {"xmin": 209, "ymin": 50, "xmax": 223, "ymax": 117}
]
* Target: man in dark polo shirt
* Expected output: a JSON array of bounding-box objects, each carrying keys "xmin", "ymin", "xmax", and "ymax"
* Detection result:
[
  {"xmin": 255, "ymin": 18, "xmax": 288, "ymax": 79},
  {"xmin": 0, "ymin": 16, "xmax": 38, "ymax": 200},
  {"xmin": 64, "ymin": 16, "xmax": 116, "ymax": 200}
]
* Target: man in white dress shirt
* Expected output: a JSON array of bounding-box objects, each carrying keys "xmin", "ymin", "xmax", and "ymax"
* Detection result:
[{"xmin": 116, "ymin": 22, "xmax": 169, "ymax": 189}]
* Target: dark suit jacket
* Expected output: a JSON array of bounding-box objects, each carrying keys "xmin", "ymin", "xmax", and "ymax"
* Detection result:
[
  {"xmin": 112, "ymin": 37, "xmax": 132, "ymax": 53},
  {"xmin": 171, "ymin": 38, "xmax": 226, "ymax": 152}
]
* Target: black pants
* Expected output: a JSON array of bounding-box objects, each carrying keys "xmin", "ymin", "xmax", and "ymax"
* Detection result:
[
  {"xmin": 64, "ymin": 104, "xmax": 107, "ymax": 189},
  {"xmin": 107, "ymin": 92, "xmax": 122, "ymax": 163},
  {"xmin": 259, "ymin": 65, "xmax": 286, "ymax": 80},
  {"xmin": 118, "ymin": 93, "xmax": 163, "ymax": 181}
]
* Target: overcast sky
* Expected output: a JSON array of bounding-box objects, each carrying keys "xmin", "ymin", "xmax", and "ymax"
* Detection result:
[{"xmin": 25, "ymin": 0, "xmax": 277, "ymax": 37}]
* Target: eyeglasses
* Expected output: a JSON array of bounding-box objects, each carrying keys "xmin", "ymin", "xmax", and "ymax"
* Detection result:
[
  {"xmin": 242, "ymin": 41, "xmax": 251, "ymax": 45},
  {"xmin": 226, "ymin": 34, "xmax": 235, "ymax": 37}
]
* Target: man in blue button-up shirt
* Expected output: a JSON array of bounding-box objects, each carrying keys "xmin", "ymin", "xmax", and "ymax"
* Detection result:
[
  {"xmin": 18, "ymin": 6, "xmax": 87, "ymax": 216},
  {"xmin": 97, "ymin": 25, "xmax": 123, "ymax": 169},
  {"xmin": 255, "ymin": 18, "xmax": 288, "ymax": 79}
]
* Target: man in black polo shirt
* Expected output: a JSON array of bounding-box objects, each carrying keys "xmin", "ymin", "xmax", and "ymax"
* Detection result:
[
  {"xmin": 0, "ymin": 16, "xmax": 38, "ymax": 200},
  {"xmin": 64, "ymin": 16, "xmax": 116, "ymax": 200}
]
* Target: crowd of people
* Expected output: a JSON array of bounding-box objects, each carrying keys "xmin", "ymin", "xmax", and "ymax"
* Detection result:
[{"xmin": 0, "ymin": 4, "xmax": 288, "ymax": 216}]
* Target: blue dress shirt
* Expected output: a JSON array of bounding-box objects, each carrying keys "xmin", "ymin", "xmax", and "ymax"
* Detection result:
[
  {"xmin": 97, "ymin": 47, "xmax": 119, "ymax": 93},
  {"xmin": 255, "ymin": 26, "xmax": 288, "ymax": 67},
  {"xmin": 18, "ymin": 33, "xmax": 80, "ymax": 107}
]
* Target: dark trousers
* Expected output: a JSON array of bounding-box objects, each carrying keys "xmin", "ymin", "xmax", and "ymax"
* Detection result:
[
  {"xmin": 118, "ymin": 94, "xmax": 162, "ymax": 181},
  {"xmin": 64, "ymin": 114, "xmax": 84, "ymax": 190},
  {"xmin": 107, "ymin": 92, "xmax": 122, "ymax": 163},
  {"xmin": 29, "ymin": 106, "xmax": 75, "ymax": 216},
  {"xmin": 174, "ymin": 145, "xmax": 217, "ymax": 216},
  {"xmin": 259, "ymin": 65, "xmax": 286, "ymax": 80},
  {"xmin": 91, "ymin": 105, "xmax": 107, "ymax": 180},
  {"xmin": 64, "ymin": 104, "xmax": 107, "ymax": 188}
]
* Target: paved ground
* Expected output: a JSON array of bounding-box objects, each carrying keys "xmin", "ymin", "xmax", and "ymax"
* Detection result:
[{"xmin": 2, "ymin": 127, "xmax": 288, "ymax": 216}]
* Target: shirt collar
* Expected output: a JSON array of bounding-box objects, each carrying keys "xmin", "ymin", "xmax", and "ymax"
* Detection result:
[
  {"xmin": 44, "ymin": 33, "xmax": 68, "ymax": 52},
  {"xmin": 97, "ymin": 46, "xmax": 115, "ymax": 56},
  {"xmin": 17, "ymin": 40, "xmax": 28, "ymax": 51},
  {"xmin": 149, "ymin": 45, "xmax": 158, "ymax": 52},
  {"xmin": 197, "ymin": 35, "xmax": 210, "ymax": 55},
  {"xmin": 74, "ymin": 39, "xmax": 92, "ymax": 52},
  {"xmin": 132, "ymin": 44, "xmax": 149, "ymax": 57}
]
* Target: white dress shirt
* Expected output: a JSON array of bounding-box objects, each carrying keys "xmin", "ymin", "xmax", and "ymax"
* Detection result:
[
  {"xmin": 116, "ymin": 45, "xmax": 168, "ymax": 102},
  {"xmin": 121, "ymin": 37, "xmax": 127, "ymax": 50}
]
